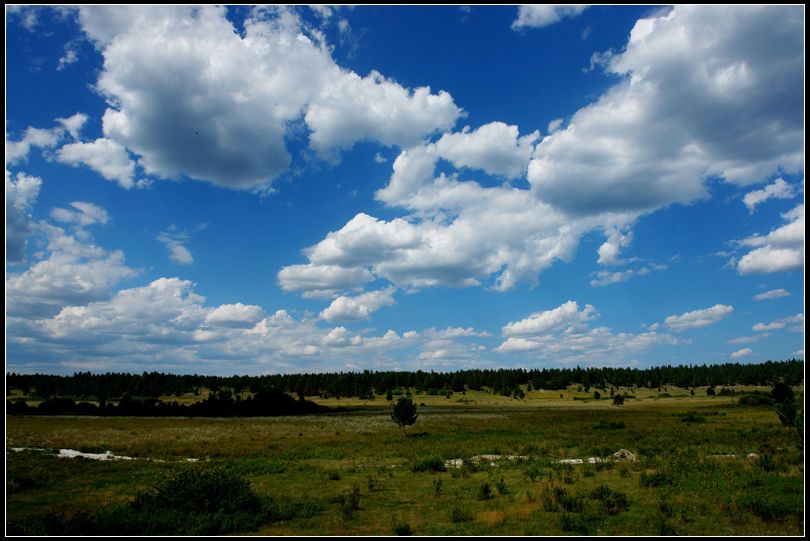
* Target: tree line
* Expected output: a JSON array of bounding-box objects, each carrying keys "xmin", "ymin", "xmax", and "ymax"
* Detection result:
[
  {"xmin": 7, "ymin": 388, "xmax": 329, "ymax": 417},
  {"xmin": 6, "ymin": 359, "xmax": 803, "ymax": 402}
]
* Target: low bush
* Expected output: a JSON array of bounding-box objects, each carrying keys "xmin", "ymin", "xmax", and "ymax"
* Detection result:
[
  {"xmin": 589, "ymin": 485, "xmax": 629, "ymax": 515},
  {"xmin": 738, "ymin": 394, "xmax": 774, "ymax": 406},
  {"xmin": 411, "ymin": 457, "xmax": 447, "ymax": 473},
  {"xmin": 7, "ymin": 467, "xmax": 265, "ymax": 535},
  {"xmin": 477, "ymin": 482, "xmax": 493, "ymax": 501},
  {"xmin": 392, "ymin": 520, "xmax": 413, "ymax": 535},
  {"xmin": 541, "ymin": 486, "xmax": 583, "ymax": 513},
  {"xmin": 449, "ymin": 505, "xmax": 473, "ymax": 523},
  {"xmin": 593, "ymin": 420, "xmax": 626, "ymax": 430},
  {"xmin": 640, "ymin": 470, "xmax": 674, "ymax": 488}
]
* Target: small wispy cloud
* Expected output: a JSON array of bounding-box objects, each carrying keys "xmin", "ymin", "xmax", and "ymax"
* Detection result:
[
  {"xmin": 157, "ymin": 223, "xmax": 207, "ymax": 265},
  {"xmin": 753, "ymin": 288, "xmax": 790, "ymax": 301}
]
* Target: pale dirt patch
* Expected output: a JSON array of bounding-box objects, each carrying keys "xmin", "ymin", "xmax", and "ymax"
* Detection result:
[
  {"xmin": 9, "ymin": 446, "xmax": 199, "ymax": 462},
  {"xmin": 443, "ymin": 448, "xmax": 636, "ymax": 468}
]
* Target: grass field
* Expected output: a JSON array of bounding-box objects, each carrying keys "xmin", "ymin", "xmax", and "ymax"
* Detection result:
[{"xmin": 5, "ymin": 390, "xmax": 804, "ymax": 535}]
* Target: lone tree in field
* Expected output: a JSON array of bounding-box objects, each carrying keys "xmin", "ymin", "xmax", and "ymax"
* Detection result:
[{"xmin": 391, "ymin": 396, "xmax": 418, "ymax": 435}]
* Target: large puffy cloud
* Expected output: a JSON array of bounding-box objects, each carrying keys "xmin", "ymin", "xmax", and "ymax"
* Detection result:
[
  {"xmin": 75, "ymin": 6, "xmax": 460, "ymax": 190},
  {"xmin": 56, "ymin": 138, "xmax": 136, "ymax": 189},
  {"xmin": 10, "ymin": 275, "xmax": 492, "ymax": 374},
  {"xmin": 204, "ymin": 302, "xmax": 264, "ymax": 328},
  {"xmin": 659, "ymin": 304, "xmax": 734, "ymax": 332},
  {"xmin": 319, "ymin": 288, "xmax": 396, "ymax": 322},
  {"xmin": 512, "ymin": 5, "xmax": 589, "ymax": 30},
  {"xmin": 737, "ymin": 204, "xmax": 804, "ymax": 275},
  {"xmin": 433, "ymin": 122, "xmax": 539, "ymax": 179},
  {"xmin": 277, "ymin": 263, "xmax": 373, "ymax": 298},
  {"xmin": 282, "ymin": 166, "xmax": 599, "ymax": 293},
  {"xmin": 305, "ymin": 70, "xmax": 460, "ymax": 159},
  {"xmin": 528, "ymin": 6, "xmax": 804, "ymax": 215},
  {"xmin": 6, "ymin": 223, "xmax": 138, "ymax": 318},
  {"xmin": 282, "ymin": 6, "xmax": 803, "ymax": 298},
  {"xmin": 6, "ymin": 170, "xmax": 42, "ymax": 263},
  {"xmin": 495, "ymin": 300, "xmax": 678, "ymax": 364},
  {"xmin": 43, "ymin": 278, "xmax": 208, "ymax": 340},
  {"xmin": 503, "ymin": 300, "xmax": 597, "ymax": 336}
]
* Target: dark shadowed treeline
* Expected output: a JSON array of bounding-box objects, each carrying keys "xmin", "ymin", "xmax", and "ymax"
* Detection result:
[
  {"xmin": 6, "ymin": 360, "xmax": 803, "ymax": 404},
  {"xmin": 6, "ymin": 388, "xmax": 329, "ymax": 417}
]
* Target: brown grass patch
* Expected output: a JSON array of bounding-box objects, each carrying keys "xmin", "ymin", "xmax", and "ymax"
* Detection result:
[{"xmin": 477, "ymin": 509, "xmax": 506, "ymax": 527}]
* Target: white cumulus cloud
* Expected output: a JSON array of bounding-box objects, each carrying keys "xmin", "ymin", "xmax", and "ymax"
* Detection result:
[
  {"xmin": 277, "ymin": 263, "xmax": 373, "ymax": 298},
  {"xmin": 205, "ymin": 303, "xmax": 265, "ymax": 328},
  {"xmin": 5, "ymin": 126, "xmax": 64, "ymax": 166},
  {"xmin": 6, "ymin": 223, "xmax": 138, "ymax": 318},
  {"xmin": 6, "ymin": 170, "xmax": 42, "ymax": 263},
  {"xmin": 319, "ymin": 288, "xmax": 396, "ymax": 322},
  {"xmin": 730, "ymin": 347, "xmax": 753, "ymax": 359},
  {"xmin": 737, "ymin": 204, "xmax": 804, "ymax": 275},
  {"xmin": 512, "ymin": 5, "xmax": 589, "ymax": 29},
  {"xmin": 56, "ymin": 138, "xmax": 136, "ymax": 189},
  {"xmin": 528, "ymin": 6, "xmax": 803, "ymax": 215},
  {"xmin": 662, "ymin": 304, "xmax": 734, "ymax": 332},
  {"xmin": 743, "ymin": 178, "xmax": 796, "ymax": 213},
  {"xmin": 434, "ymin": 122, "xmax": 539, "ymax": 179},
  {"xmin": 74, "ymin": 5, "xmax": 460, "ymax": 190},
  {"xmin": 495, "ymin": 300, "xmax": 678, "ymax": 363},
  {"xmin": 282, "ymin": 6, "xmax": 803, "ymax": 299},
  {"xmin": 503, "ymin": 300, "xmax": 597, "ymax": 336}
]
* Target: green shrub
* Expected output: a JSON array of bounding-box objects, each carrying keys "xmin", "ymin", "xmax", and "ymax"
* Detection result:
[
  {"xmin": 542, "ymin": 486, "xmax": 583, "ymax": 513},
  {"xmin": 738, "ymin": 394, "xmax": 774, "ymax": 406},
  {"xmin": 134, "ymin": 467, "xmax": 261, "ymax": 515},
  {"xmin": 7, "ymin": 468, "xmax": 265, "ymax": 535},
  {"xmin": 593, "ymin": 420, "xmax": 626, "ymax": 430},
  {"xmin": 264, "ymin": 496, "xmax": 322, "ymax": 522},
  {"xmin": 412, "ymin": 457, "xmax": 447, "ymax": 473},
  {"xmin": 560, "ymin": 512, "xmax": 597, "ymax": 534},
  {"xmin": 589, "ymin": 485, "xmax": 629, "ymax": 515},
  {"xmin": 736, "ymin": 492, "xmax": 799, "ymax": 522},
  {"xmin": 336, "ymin": 486, "xmax": 361, "ymax": 520},
  {"xmin": 393, "ymin": 520, "xmax": 413, "ymax": 535},
  {"xmin": 640, "ymin": 471, "xmax": 674, "ymax": 488},
  {"xmin": 449, "ymin": 505, "xmax": 473, "ymax": 523},
  {"xmin": 523, "ymin": 459, "xmax": 549, "ymax": 481},
  {"xmin": 679, "ymin": 412, "xmax": 706, "ymax": 424},
  {"xmin": 477, "ymin": 482, "xmax": 493, "ymax": 501}
]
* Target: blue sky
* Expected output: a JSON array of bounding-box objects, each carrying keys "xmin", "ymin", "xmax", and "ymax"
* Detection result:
[{"xmin": 5, "ymin": 5, "xmax": 804, "ymax": 375}]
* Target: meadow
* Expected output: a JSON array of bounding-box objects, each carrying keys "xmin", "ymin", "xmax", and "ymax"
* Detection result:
[{"xmin": 5, "ymin": 387, "xmax": 804, "ymax": 535}]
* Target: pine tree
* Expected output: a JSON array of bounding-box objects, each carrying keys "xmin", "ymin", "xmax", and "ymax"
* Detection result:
[{"xmin": 391, "ymin": 396, "xmax": 418, "ymax": 436}]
